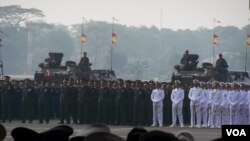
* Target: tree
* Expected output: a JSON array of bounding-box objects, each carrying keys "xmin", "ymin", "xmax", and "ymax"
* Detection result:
[{"xmin": 0, "ymin": 5, "xmax": 44, "ymax": 26}]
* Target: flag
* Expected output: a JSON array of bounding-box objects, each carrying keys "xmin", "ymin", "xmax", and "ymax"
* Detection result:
[
  {"xmin": 81, "ymin": 33, "xmax": 86, "ymax": 46},
  {"xmin": 247, "ymin": 34, "xmax": 250, "ymax": 47},
  {"xmin": 213, "ymin": 34, "xmax": 219, "ymax": 46},
  {"xmin": 112, "ymin": 32, "xmax": 117, "ymax": 46}
]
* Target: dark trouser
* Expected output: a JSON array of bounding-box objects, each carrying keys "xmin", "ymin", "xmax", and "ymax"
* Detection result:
[
  {"xmin": 163, "ymin": 100, "xmax": 172, "ymax": 125},
  {"xmin": 133, "ymin": 102, "xmax": 144, "ymax": 125},
  {"xmin": 2, "ymin": 101, "xmax": 13, "ymax": 122},
  {"xmin": 78, "ymin": 101, "xmax": 84, "ymax": 123},
  {"xmin": 21, "ymin": 99, "xmax": 33, "ymax": 122},
  {"xmin": 115, "ymin": 101, "xmax": 121, "ymax": 124},
  {"xmin": 120, "ymin": 102, "xmax": 127, "ymax": 125},
  {"xmin": 38, "ymin": 100, "xmax": 50, "ymax": 123},
  {"xmin": 60, "ymin": 101, "xmax": 70, "ymax": 123},
  {"xmin": 70, "ymin": 101, "xmax": 78, "ymax": 123},
  {"xmin": 89, "ymin": 102, "xmax": 97, "ymax": 123},
  {"xmin": 98, "ymin": 101, "xmax": 108, "ymax": 124}
]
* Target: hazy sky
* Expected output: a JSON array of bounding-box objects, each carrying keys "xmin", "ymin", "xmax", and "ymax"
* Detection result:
[{"xmin": 1, "ymin": 0, "xmax": 250, "ymax": 30}]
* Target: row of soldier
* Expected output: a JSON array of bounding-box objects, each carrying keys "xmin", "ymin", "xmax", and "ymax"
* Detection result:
[
  {"xmin": 169, "ymin": 80, "xmax": 250, "ymax": 128},
  {"xmin": 1, "ymin": 76, "xmax": 175, "ymax": 125},
  {"xmin": 1, "ymin": 76, "xmax": 250, "ymax": 127}
]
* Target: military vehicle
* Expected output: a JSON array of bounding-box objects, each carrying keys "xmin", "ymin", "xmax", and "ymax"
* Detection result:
[
  {"xmin": 34, "ymin": 52, "xmax": 116, "ymax": 83},
  {"xmin": 171, "ymin": 53, "xmax": 250, "ymax": 84}
]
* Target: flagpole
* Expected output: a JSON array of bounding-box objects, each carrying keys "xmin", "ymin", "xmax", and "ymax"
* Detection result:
[
  {"xmin": 213, "ymin": 18, "xmax": 215, "ymax": 65},
  {"xmin": 213, "ymin": 18, "xmax": 220, "ymax": 66},
  {"xmin": 111, "ymin": 18, "xmax": 114, "ymax": 71},
  {"xmin": 245, "ymin": 19, "xmax": 250, "ymax": 73},
  {"xmin": 245, "ymin": 42, "xmax": 248, "ymax": 73},
  {"xmin": 111, "ymin": 17, "xmax": 117, "ymax": 71},
  {"xmin": 81, "ymin": 17, "xmax": 84, "ymax": 58}
]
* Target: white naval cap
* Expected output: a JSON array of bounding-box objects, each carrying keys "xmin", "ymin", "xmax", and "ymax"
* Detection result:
[
  {"xmin": 174, "ymin": 80, "xmax": 181, "ymax": 84},
  {"xmin": 193, "ymin": 79, "xmax": 199, "ymax": 84}
]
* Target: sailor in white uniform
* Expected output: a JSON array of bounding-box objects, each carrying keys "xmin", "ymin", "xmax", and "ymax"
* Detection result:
[
  {"xmin": 221, "ymin": 83, "xmax": 230, "ymax": 125},
  {"xmin": 200, "ymin": 82, "xmax": 209, "ymax": 127},
  {"xmin": 188, "ymin": 79, "xmax": 202, "ymax": 128},
  {"xmin": 151, "ymin": 81, "xmax": 165, "ymax": 127},
  {"xmin": 247, "ymin": 84, "xmax": 250, "ymax": 124},
  {"xmin": 207, "ymin": 82, "xmax": 213, "ymax": 127},
  {"xmin": 239, "ymin": 83, "xmax": 248, "ymax": 124},
  {"xmin": 210, "ymin": 81, "xmax": 222, "ymax": 128},
  {"xmin": 228, "ymin": 83, "xmax": 240, "ymax": 125},
  {"xmin": 170, "ymin": 80, "xmax": 184, "ymax": 127}
]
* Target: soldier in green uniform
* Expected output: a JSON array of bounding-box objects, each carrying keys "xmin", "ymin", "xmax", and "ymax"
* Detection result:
[
  {"xmin": 121, "ymin": 80, "xmax": 134, "ymax": 125},
  {"xmin": 115, "ymin": 79, "xmax": 124, "ymax": 125},
  {"xmin": 77, "ymin": 80, "xmax": 86, "ymax": 124},
  {"xmin": 148, "ymin": 81, "xmax": 156, "ymax": 124},
  {"xmin": 38, "ymin": 82, "xmax": 52, "ymax": 124},
  {"xmin": 13, "ymin": 81, "xmax": 23, "ymax": 120},
  {"xmin": 88, "ymin": 80, "xmax": 98, "ymax": 123},
  {"xmin": 2, "ymin": 76, "xmax": 14, "ymax": 123},
  {"xmin": 93, "ymin": 80, "xmax": 100, "ymax": 122},
  {"xmin": 0, "ymin": 82, "xmax": 3, "ymax": 121},
  {"xmin": 85, "ymin": 80, "xmax": 94, "ymax": 123},
  {"xmin": 70, "ymin": 79, "xmax": 78, "ymax": 124},
  {"xmin": 142, "ymin": 81, "xmax": 152, "ymax": 125},
  {"xmin": 108, "ymin": 81, "xmax": 117, "ymax": 124},
  {"xmin": 133, "ymin": 80, "xmax": 146, "ymax": 125},
  {"xmin": 59, "ymin": 79, "xmax": 71, "ymax": 124},
  {"xmin": 97, "ymin": 80, "xmax": 109, "ymax": 124},
  {"xmin": 32, "ymin": 82, "xmax": 40, "ymax": 120},
  {"xmin": 21, "ymin": 79, "xmax": 35, "ymax": 123},
  {"xmin": 163, "ymin": 82, "xmax": 172, "ymax": 125}
]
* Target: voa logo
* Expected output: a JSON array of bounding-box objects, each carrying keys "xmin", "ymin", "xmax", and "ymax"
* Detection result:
[{"xmin": 226, "ymin": 129, "xmax": 246, "ymax": 136}]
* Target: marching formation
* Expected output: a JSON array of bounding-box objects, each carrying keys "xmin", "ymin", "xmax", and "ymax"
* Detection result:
[{"xmin": 1, "ymin": 75, "xmax": 250, "ymax": 128}]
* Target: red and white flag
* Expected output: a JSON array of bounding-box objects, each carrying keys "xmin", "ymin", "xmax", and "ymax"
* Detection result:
[
  {"xmin": 246, "ymin": 34, "xmax": 250, "ymax": 47},
  {"xmin": 213, "ymin": 34, "xmax": 219, "ymax": 47},
  {"xmin": 112, "ymin": 32, "xmax": 117, "ymax": 47},
  {"xmin": 81, "ymin": 32, "xmax": 86, "ymax": 46}
]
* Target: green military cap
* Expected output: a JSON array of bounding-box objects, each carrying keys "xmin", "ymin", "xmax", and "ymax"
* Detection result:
[
  {"xmin": 4, "ymin": 75, "xmax": 10, "ymax": 79},
  {"xmin": 117, "ymin": 78, "xmax": 123, "ymax": 82},
  {"xmin": 125, "ymin": 80, "xmax": 131, "ymax": 83},
  {"xmin": 149, "ymin": 80, "xmax": 155, "ymax": 83},
  {"xmin": 24, "ymin": 78, "xmax": 30, "ymax": 82},
  {"xmin": 135, "ymin": 80, "xmax": 142, "ymax": 83},
  {"xmin": 162, "ymin": 82, "xmax": 168, "ymax": 85},
  {"xmin": 155, "ymin": 81, "xmax": 161, "ymax": 83}
]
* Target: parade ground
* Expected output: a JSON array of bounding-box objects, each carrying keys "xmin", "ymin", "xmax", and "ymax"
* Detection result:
[{"xmin": 1, "ymin": 120, "xmax": 221, "ymax": 141}]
